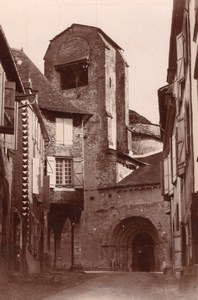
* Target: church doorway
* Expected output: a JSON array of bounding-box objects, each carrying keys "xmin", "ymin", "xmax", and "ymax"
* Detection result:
[
  {"xmin": 107, "ymin": 216, "xmax": 161, "ymax": 272},
  {"xmin": 132, "ymin": 232, "xmax": 154, "ymax": 272}
]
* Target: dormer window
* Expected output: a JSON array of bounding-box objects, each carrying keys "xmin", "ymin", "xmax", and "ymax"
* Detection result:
[{"xmin": 55, "ymin": 59, "xmax": 89, "ymax": 90}]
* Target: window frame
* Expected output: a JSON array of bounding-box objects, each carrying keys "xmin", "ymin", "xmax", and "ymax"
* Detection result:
[
  {"xmin": 55, "ymin": 157, "xmax": 73, "ymax": 187},
  {"xmin": 46, "ymin": 156, "xmax": 83, "ymax": 189}
]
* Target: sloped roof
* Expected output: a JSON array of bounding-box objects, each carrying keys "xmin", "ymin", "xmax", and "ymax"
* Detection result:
[
  {"xmin": 135, "ymin": 152, "xmax": 163, "ymax": 165},
  {"xmin": 117, "ymin": 152, "xmax": 162, "ymax": 187},
  {"xmin": 49, "ymin": 23, "xmax": 123, "ymax": 51},
  {"xmin": 129, "ymin": 109, "xmax": 151, "ymax": 125},
  {"xmin": 129, "ymin": 110, "xmax": 161, "ymax": 140},
  {"xmin": 0, "ymin": 26, "xmax": 24, "ymax": 93},
  {"xmin": 117, "ymin": 163, "xmax": 160, "ymax": 187},
  {"xmin": 11, "ymin": 49, "xmax": 91, "ymax": 117}
]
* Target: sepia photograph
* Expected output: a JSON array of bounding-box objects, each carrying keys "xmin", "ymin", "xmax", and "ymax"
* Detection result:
[{"xmin": 0, "ymin": 0, "xmax": 197, "ymax": 299}]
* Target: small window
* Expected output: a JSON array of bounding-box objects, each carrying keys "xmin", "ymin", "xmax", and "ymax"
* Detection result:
[
  {"xmin": 46, "ymin": 156, "xmax": 83, "ymax": 188},
  {"xmin": 56, "ymin": 158, "xmax": 72, "ymax": 187},
  {"xmin": 56, "ymin": 60, "xmax": 88, "ymax": 90}
]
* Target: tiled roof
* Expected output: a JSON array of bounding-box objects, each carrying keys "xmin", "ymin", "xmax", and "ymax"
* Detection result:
[
  {"xmin": 129, "ymin": 109, "xmax": 151, "ymax": 125},
  {"xmin": 50, "ymin": 23, "xmax": 123, "ymax": 51},
  {"xmin": 117, "ymin": 163, "xmax": 160, "ymax": 187},
  {"xmin": 0, "ymin": 27, "xmax": 24, "ymax": 93},
  {"xmin": 136, "ymin": 152, "xmax": 163, "ymax": 165},
  {"xmin": 11, "ymin": 49, "xmax": 91, "ymax": 117},
  {"xmin": 117, "ymin": 152, "xmax": 162, "ymax": 187}
]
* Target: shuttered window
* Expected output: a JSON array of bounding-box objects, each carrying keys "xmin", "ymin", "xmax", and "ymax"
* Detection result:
[
  {"xmin": 163, "ymin": 157, "xmax": 169, "ymax": 195},
  {"xmin": 168, "ymin": 154, "xmax": 173, "ymax": 195},
  {"xmin": 73, "ymin": 158, "xmax": 83, "ymax": 188},
  {"xmin": 47, "ymin": 156, "xmax": 56, "ymax": 188},
  {"xmin": 176, "ymin": 33, "xmax": 184, "ymax": 81},
  {"xmin": 46, "ymin": 156, "xmax": 83, "ymax": 188},
  {"xmin": 32, "ymin": 158, "xmax": 40, "ymax": 194},
  {"xmin": 56, "ymin": 118, "xmax": 73, "ymax": 145},
  {"xmin": 171, "ymin": 134, "xmax": 177, "ymax": 184},
  {"xmin": 4, "ymin": 81, "xmax": 16, "ymax": 128},
  {"xmin": 177, "ymin": 117, "xmax": 186, "ymax": 176},
  {"xmin": 0, "ymin": 79, "xmax": 16, "ymax": 134},
  {"xmin": 56, "ymin": 158, "xmax": 72, "ymax": 186}
]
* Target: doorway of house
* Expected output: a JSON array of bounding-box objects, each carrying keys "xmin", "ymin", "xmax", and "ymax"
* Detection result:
[{"xmin": 132, "ymin": 232, "xmax": 154, "ymax": 272}]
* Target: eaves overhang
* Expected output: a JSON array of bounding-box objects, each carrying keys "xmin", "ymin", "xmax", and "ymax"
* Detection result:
[
  {"xmin": 97, "ymin": 183, "xmax": 160, "ymax": 192},
  {"xmin": 0, "ymin": 26, "xmax": 24, "ymax": 93}
]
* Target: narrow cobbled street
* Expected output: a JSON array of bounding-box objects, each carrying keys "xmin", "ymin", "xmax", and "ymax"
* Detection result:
[{"xmin": 0, "ymin": 271, "xmax": 197, "ymax": 300}]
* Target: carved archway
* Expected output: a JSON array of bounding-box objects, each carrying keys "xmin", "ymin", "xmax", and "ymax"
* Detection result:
[{"xmin": 103, "ymin": 216, "xmax": 161, "ymax": 271}]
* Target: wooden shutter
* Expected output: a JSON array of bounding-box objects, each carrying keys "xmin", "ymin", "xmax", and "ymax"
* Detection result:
[
  {"xmin": 46, "ymin": 156, "xmax": 56, "ymax": 188},
  {"xmin": 32, "ymin": 113, "xmax": 36, "ymax": 140},
  {"xmin": 56, "ymin": 118, "xmax": 64, "ymax": 144},
  {"xmin": 32, "ymin": 158, "xmax": 40, "ymax": 194},
  {"xmin": 4, "ymin": 81, "xmax": 16, "ymax": 128},
  {"xmin": 73, "ymin": 158, "xmax": 83, "ymax": 188},
  {"xmin": 168, "ymin": 154, "xmax": 173, "ymax": 195},
  {"xmin": 194, "ymin": 0, "xmax": 198, "ymax": 42},
  {"xmin": 160, "ymin": 160, "xmax": 164, "ymax": 196},
  {"xmin": 0, "ymin": 68, "xmax": 5, "ymax": 126},
  {"xmin": 177, "ymin": 117, "xmax": 186, "ymax": 176},
  {"xmin": 37, "ymin": 123, "xmax": 41, "ymax": 151},
  {"xmin": 171, "ymin": 135, "xmax": 177, "ymax": 184},
  {"xmin": 176, "ymin": 33, "xmax": 184, "ymax": 81},
  {"xmin": 163, "ymin": 157, "xmax": 169, "ymax": 195},
  {"xmin": 56, "ymin": 118, "xmax": 73, "ymax": 145},
  {"xmin": 64, "ymin": 118, "xmax": 73, "ymax": 145}
]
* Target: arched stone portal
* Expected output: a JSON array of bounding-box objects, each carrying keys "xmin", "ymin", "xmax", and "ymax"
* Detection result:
[{"xmin": 106, "ymin": 216, "xmax": 161, "ymax": 272}]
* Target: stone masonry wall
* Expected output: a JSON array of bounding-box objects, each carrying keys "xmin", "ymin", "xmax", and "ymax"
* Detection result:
[
  {"xmin": 42, "ymin": 111, "xmax": 83, "ymax": 159},
  {"xmin": 44, "ymin": 25, "xmax": 125, "ymax": 189},
  {"xmin": 81, "ymin": 186, "xmax": 170, "ymax": 271}
]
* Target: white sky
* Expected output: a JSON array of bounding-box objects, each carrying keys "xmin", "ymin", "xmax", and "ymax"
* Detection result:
[{"xmin": 0, "ymin": 0, "xmax": 173, "ymax": 124}]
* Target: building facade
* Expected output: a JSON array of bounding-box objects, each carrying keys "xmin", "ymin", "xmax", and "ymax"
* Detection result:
[
  {"xmin": 13, "ymin": 83, "xmax": 49, "ymax": 274},
  {"xmin": 0, "ymin": 26, "xmax": 25, "ymax": 281},
  {"xmin": 12, "ymin": 48, "xmax": 91, "ymax": 271},
  {"xmin": 158, "ymin": 0, "xmax": 198, "ymax": 280},
  {"xmin": 44, "ymin": 24, "xmax": 170, "ymax": 272}
]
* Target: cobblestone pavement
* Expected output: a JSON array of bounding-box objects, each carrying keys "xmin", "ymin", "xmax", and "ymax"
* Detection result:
[{"xmin": 0, "ymin": 271, "xmax": 197, "ymax": 300}]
